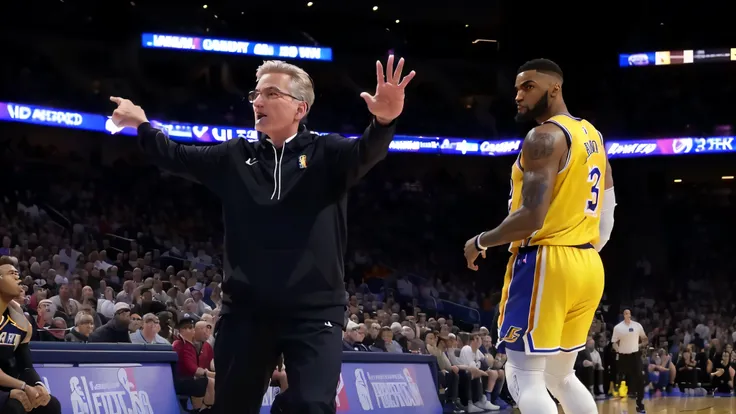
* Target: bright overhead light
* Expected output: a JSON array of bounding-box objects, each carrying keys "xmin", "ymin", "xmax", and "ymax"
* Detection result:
[
  {"xmin": 465, "ymin": 24, "xmax": 469, "ymax": 27},
  {"xmin": 395, "ymin": 19, "xmax": 400, "ymax": 23},
  {"xmin": 673, "ymin": 179, "xmax": 682, "ymax": 183},
  {"xmin": 307, "ymin": 1, "xmax": 313, "ymax": 6},
  {"xmin": 202, "ymin": 4, "xmax": 208, "ymax": 9},
  {"xmin": 722, "ymin": 175, "xmax": 734, "ymax": 180},
  {"xmin": 372, "ymin": 6, "xmax": 378, "ymax": 11}
]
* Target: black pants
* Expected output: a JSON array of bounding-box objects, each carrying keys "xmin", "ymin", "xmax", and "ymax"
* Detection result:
[
  {"xmin": 438, "ymin": 370, "xmax": 459, "ymax": 402},
  {"xmin": 213, "ymin": 308, "xmax": 344, "ymax": 414},
  {"xmin": 4, "ymin": 395, "xmax": 61, "ymax": 414},
  {"xmin": 618, "ymin": 352, "xmax": 644, "ymax": 405}
]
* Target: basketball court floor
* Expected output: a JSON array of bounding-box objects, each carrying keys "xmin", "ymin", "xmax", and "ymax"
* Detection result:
[{"xmin": 577, "ymin": 397, "xmax": 735, "ymax": 413}]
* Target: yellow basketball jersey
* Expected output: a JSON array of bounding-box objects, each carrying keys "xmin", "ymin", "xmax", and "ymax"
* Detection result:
[{"xmin": 509, "ymin": 114, "xmax": 607, "ymax": 250}]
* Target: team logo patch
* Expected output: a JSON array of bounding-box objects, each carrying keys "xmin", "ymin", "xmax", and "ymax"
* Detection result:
[{"xmin": 298, "ymin": 154, "xmax": 308, "ymax": 169}]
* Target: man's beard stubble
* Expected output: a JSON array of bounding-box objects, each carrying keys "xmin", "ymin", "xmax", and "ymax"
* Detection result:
[{"xmin": 514, "ymin": 92, "xmax": 549, "ymax": 123}]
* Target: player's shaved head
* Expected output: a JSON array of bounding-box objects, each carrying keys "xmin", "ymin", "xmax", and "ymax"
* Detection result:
[{"xmin": 517, "ymin": 58, "xmax": 564, "ymax": 82}]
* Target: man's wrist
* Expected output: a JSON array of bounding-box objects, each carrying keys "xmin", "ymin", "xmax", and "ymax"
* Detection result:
[
  {"xmin": 374, "ymin": 116, "xmax": 394, "ymax": 126},
  {"xmin": 475, "ymin": 232, "xmax": 488, "ymax": 251}
]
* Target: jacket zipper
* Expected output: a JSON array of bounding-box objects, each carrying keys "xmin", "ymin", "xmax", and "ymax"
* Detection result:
[{"xmin": 270, "ymin": 145, "xmax": 285, "ymax": 200}]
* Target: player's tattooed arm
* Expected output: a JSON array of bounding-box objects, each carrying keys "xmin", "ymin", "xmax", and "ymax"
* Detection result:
[{"xmin": 478, "ymin": 124, "xmax": 567, "ymax": 248}]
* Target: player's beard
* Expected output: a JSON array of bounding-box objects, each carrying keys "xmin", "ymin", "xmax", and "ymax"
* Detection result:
[{"xmin": 515, "ymin": 92, "xmax": 549, "ymax": 123}]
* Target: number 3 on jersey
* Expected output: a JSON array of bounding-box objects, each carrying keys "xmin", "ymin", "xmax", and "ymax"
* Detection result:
[{"xmin": 585, "ymin": 165, "xmax": 602, "ymax": 215}]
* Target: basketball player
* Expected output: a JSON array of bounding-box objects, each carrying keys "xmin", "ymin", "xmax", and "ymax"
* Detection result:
[
  {"xmin": 463, "ymin": 59, "xmax": 619, "ymax": 414},
  {"xmin": 0, "ymin": 256, "xmax": 62, "ymax": 414}
]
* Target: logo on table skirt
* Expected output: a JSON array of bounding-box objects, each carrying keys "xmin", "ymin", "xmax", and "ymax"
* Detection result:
[
  {"xmin": 353, "ymin": 367, "xmax": 424, "ymax": 410},
  {"xmin": 48, "ymin": 368, "xmax": 155, "ymax": 414}
]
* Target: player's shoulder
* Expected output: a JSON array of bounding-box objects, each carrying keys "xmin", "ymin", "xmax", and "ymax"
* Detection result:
[{"xmin": 7, "ymin": 303, "xmax": 30, "ymax": 331}]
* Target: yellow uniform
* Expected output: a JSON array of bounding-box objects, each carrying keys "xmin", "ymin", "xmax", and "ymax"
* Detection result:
[{"xmin": 498, "ymin": 114, "xmax": 606, "ymax": 355}]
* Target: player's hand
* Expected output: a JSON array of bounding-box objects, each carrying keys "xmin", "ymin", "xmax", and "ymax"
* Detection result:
[
  {"xmin": 360, "ymin": 55, "xmax": 416, "ymax": 125},
  {"xmin": 23, "ymin": 384, "xmax": 40, "ymax": 408},
  {"xmin": 110, "ymin": 96, "xmax": 149, "ymax": 129},
  {"xmin": 34, "ymin": 385, "xmax": 51, "ymax": 406},
  {"xmin": 464, "ymin": 236, "xmax": 486, "ymax": 271},
  {"xmin": 10, "ymin": 389, "xmax": 32, "ymax": 412}
]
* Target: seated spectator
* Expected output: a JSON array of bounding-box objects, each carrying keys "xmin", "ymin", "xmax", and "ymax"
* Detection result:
[
  {"xmin": 44, "ymin": 318, "xmax": 68, "ymax": 342},
  {"xmin": 677, "ymin": 348, "xmax": 701, "ymax": 393},
  {"xmin": 157, "ymin": 311, "xmax": 176, "ymax": 343},
  {"xmin": 129, "ymin": 313, "xmax": 143, "ymax": 334},
  {"xmin": 369, "ymin": 327, "xmax": 392, "ymax": 352},
  {"xmin": 130, "ymin": 313, "xmax": 169, "ymax": 344},
  {"xmin": 172, "ymin": 315, "xmax": 215, "ymax": 411},
  {"xmin": 647, "ymin": 348, "xmax": 676, "ymax": 393},
  {"xmin": 425, "ymin": 331, "xmax": 463, "ymax": 413},
  {"xmin": 709, "ymin": 351, "xmax": 732, "ymax": 394},
  {"xmin": 194, "ymin": 321, "xmax": 214, "ymax": 371},
  {"xmin": 65, "ymin": 312, "xmax": 94, "ymax": 342},
  {"xmin": 97, "ymin": 287, "xmax": 116, "ymax": 320},
  {"xmin": 88, "ymin": 302, "xmax": 132, "ymax": 343},
  {"xmin": 457, "ymin": 332, "xmax": 499, "ymax": 411},
  {"xmin": 343, "ymin": 321, "xmax": 369, "ymax": 351},
  {"xmin": 49, "ymin": 283, "xmax": 79, "ymax": 323}
]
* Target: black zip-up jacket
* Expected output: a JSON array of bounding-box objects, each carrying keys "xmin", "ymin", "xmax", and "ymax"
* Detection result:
[{"xmin": 138, "ymin": 118, "xmax": 397, "ymax": 321}]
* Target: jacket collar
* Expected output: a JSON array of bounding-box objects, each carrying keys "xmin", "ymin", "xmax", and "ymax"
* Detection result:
[{"xmin": 256, "ymin": 124, "xmax": 314, "ymax": 153}]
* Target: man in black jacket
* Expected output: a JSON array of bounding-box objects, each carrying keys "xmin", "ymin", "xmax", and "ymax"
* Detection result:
[
  {"xmin": 88, "ymin": 302, "xmax": 132, "ymax": 343},
  {"xmin": 110, "ymin": 55, "xmax": 415, "ymax": 414}
]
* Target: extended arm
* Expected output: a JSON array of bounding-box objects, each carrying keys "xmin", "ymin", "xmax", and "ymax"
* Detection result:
[
  {"xmin": 138, "ymin": 123, "xmax": 233, "ymax": 193},
  {"xmin": 324, "ymin": 118, "xmax": 397, "ymax": 189},
  {"xmin": 476, "ymin": 124, "xmax": 568, "ymax": 249}
]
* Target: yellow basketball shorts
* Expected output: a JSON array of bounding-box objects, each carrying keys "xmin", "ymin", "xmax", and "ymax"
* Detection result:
[{"xmin": 497, "ymin": 244, "xmax": 604, "ymax": 355}]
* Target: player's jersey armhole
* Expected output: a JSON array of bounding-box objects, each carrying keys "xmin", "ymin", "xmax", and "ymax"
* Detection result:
[{"xmin": 542, "ymin": 119, "xmax": 572, "ymax": 174}]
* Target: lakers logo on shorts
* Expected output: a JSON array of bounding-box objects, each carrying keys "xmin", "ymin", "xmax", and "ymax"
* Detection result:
[{"xmin": 502, "ymin": 326, "xmax": 522, "ymax": 343}]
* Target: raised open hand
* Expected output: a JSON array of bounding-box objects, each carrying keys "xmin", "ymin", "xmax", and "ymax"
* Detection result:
[{"xmin": 360, "ymin": 55, "xmax": 416, "ymax": 124}]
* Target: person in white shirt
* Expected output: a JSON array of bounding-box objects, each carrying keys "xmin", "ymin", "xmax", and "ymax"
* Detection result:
[
  {"xmin": 457, "ymin": 333, "xmax": 500, "ymax": 411},
  {"xmin": 612, "ymin": 309, "xmax": 647, "ymax": 412}
]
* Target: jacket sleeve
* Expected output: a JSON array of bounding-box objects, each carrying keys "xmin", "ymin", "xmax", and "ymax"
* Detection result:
[
  {"xmin": 138, "ymin": 122, "xmax": 233, "ymax": 194},
  {"xmin": 323, "ymin": 117, "xmax": 397, "ymax": 189}
]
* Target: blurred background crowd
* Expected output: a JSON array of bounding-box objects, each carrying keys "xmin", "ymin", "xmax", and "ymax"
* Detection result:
[{"xmin": 1, "ymin": 0, "xmax": 735, "ymax": 412}]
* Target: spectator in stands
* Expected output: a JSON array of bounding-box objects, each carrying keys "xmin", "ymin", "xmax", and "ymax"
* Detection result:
[
  {"xmin": 677, "ymin": 348, "xmax": 702, "ymax": 394},
  {"xmin": 157, "ymin": 311, "xmax": 176, "ymax": 343},
  {"xmin": 65, "ymin": 312, "xmax": 94, "ymax": 342},
  {"xmin": 29, "ymin": 299, "xmax": 54, "ymax": 341},
  {"xmin": 369, "ymin": 327, "xmax": 391, "ymax": 352},
  {"xmin": 129, "ymin": 313, "xmax": 143, "ymax": 333},
  {"xmin": 575, "ymin": 337, "xmax": 605, "ymax": 398},
  {"xmin": 456, "ymin": 332, "xmax": 499, "ymax": 411},
  {"xmin": 343, "ymin": 321, "xmax": 369, "ymax": 351},
  {"xmin": 709, "ymin": 350, "xmax": 732, "ymax": 394},
  {"xmin": 647, "ymin": 348, "xmax": 676, "ymax": 393},
  {"xmin": 194, "ymin": 321, "xmax": 215, "ymax": 371},
  {"xmin": 49, "ymin": 283, "xmax": 79, "ymax": 321},
  {"xmin": 130, "ymin": 313, "xmax": 169, "ymax": 344},
  {"xmin": 425, "ymin": 331, "xmax": 464, "ymax": 413},
  {"xmin": 88, "ymin": 302, "xmax": 132, "ymax": 343},
  {"xmin": 97, "ymin": 286, "xmax": 116, "ymax": 319},
  {"xmin": 172, "ymin": 315, "xmax": 215, "ymax": 412}
]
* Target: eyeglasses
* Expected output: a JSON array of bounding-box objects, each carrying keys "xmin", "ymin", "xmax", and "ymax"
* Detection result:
[{"xmin": 246, "ymin": 86, "xmax": 303, "ymax": 104}]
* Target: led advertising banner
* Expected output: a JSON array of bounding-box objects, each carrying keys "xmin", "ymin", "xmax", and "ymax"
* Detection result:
[
  {"xmin": 1, "ymin": 101, "xmax": 734, "ymax": 158},
  {"xmin": 142, "ymin": 33, "xmax": 333, "ymax": 61}
]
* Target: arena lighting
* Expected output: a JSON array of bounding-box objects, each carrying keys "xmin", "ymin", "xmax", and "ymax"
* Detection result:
[
  {"xmin": 472, "ymin": 39, "xmax": 498, "ymax": 44},
  {"xmin": 1, "ymin": 101, "xmax": 736, "ymax": 159},
  {"xmin": 722, "ymin": 176, "xmax": 734, "ymax": 180},
  {"xmin": 673, "ymin": 179, "xmax": 683, "ymax": 183},
  {"xmin": 372, "ymin": 5, "xmax": 378, "ymax": 11},
  {"xmin": 202, "ymin": 4, "xmax": 207, "ymax": 9},
  {"xmin": 307, "ymin": 1, "xmax": 313, "ymax": 6}
]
